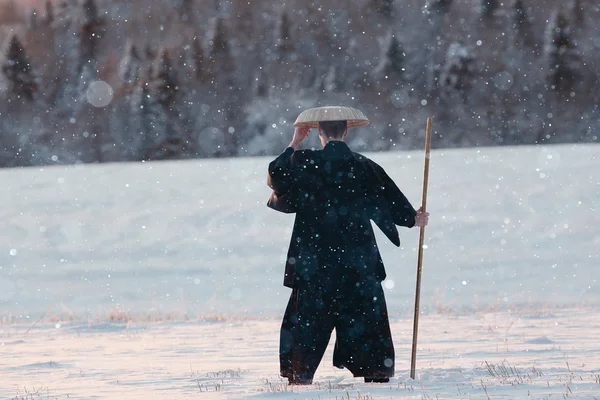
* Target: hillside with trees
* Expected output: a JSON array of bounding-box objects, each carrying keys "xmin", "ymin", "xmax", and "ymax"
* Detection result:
[{"xmin": 0, "ymin": 0, "xmax": 598, "ymax": 167}]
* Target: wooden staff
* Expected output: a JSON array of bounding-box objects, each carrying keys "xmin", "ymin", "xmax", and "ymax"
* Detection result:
[{"xmin": 410, "ymin": 117, "xmax": 433, "ymax": 380}]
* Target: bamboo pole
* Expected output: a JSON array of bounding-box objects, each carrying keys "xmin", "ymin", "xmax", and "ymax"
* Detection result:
[{"xmin": 410, "ymin": 117, "xmax": 433, "ymax": 380}]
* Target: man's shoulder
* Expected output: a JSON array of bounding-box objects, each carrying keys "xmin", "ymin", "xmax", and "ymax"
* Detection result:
[
  {"xmin": 292, "ymin": 149, "xmax": 323, "ymax": 163},
  {"xmin": 350, "ymin": 150, "xmax": 368, "ymax": 161},
  {"xmin": 294, "ymin": 149, "xmax": 320, "ymax": 156},
  {"xmin": 350, "ymin": 151, "xmax": 379, "ymax": 167},
  {"xmin": 349, "ymin": 151, "xmax": 391, "ymax": 181}
]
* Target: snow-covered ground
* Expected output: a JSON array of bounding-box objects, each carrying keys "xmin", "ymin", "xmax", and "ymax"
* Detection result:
[{"xmin": 1, "ymin": 143, "xmax": 599, "ymax": 399}]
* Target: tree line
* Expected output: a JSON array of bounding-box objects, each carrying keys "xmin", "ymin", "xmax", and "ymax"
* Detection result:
[{"xmin": 0, "ymin": 0, "xmax": 597, "ymax": 167}]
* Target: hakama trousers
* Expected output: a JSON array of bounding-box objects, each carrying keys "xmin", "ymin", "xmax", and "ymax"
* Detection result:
[{"xmin": 279, "ymin": 272, "xmax": 395, "ymax": 382}]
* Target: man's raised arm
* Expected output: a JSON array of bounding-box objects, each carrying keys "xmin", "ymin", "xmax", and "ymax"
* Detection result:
[
  {"xmin": 267, "ymin": 147, "xmax": 295, "ymax": 195},
  {"xmin": 267, "ymin": 127, "xmax": 310, "ymax": 195}
]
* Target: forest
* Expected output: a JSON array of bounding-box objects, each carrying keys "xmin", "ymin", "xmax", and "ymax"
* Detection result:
[{"xmin": 0, "ymin": 0, "xmax": 598, "ymax": 167}]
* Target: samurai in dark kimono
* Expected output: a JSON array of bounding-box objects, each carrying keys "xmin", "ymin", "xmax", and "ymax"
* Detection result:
[{"xmin": 267, "ymin": 119, "xmax": 427, "ymax": 384}]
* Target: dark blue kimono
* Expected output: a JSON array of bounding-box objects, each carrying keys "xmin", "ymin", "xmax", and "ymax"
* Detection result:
[{"xmin": 267, "ymin": 141, "xmax": 416, "ymax": 383}]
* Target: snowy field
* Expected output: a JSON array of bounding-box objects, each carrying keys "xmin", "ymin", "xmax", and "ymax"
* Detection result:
[{"xmin": 1, "ymin": 143, "xmax": 599, "ymax": 399}]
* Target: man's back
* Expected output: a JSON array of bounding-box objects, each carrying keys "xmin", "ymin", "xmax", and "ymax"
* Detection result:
[
  {"xmin": 267, "ymin": 141, "xmax": 416, "ymax": 288},
  {"xmin": 284, "ymin": 142, "xmax": 374, "ymax": 250}
]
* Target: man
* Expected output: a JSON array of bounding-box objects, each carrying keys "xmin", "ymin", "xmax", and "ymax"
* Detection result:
[{"xmin": 267, "ymin": 108, "xmax": 429, "ymax": 385}]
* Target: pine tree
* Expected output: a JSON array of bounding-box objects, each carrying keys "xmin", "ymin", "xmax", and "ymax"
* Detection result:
[
  {"xmin": 380, "ymin": 0, "xmax": 395, "ymax": 17},
  {"xmin": 119, "ymin": 39, "xmax": 142, "ymax": 85},
  {"xmin": 188, "ymin": 35, "xmax": 205, "ymax": 81},
  {"xmin": 145, "ymin": 44, "xmax": 157, "ymax": 60},
  {"xmin": 423, "ymin": 0, "xmax": 453, "ymax": 15},
  {"xmin": 418, "ymin": 0, "xmax": 453, "ymax": 94},
  {"xmin": 131, "ymin": 65, "xmax": 188, "ymax": 161},
  {"xmin": 79, "ymin": 0, "xmax": 102, "ymax": 62},
  {"xmin": 28, "ymin": 8, "xmax": 38, "ymax": 29},
  {"xmin": 440, "ymin": 42, "xmax": 475, "ymax": 100},
  {"xmin": 77, "ymin": 0, "xmax": 103, "ymax": 100},
  {"xmin": 276, "ymin": 12, "xmax": 295, "ymax": 55},
  {"xmin": 54, "ymin": 0, "xmax": 74, "ymax": 26},
  {"xmin": 1, "ymin": 35, "xmax": 38, "ymax": 101},
  {"xmin": 232, "ymin": 2, "xmax": 253, "ymax": 38},
  {"xmin": 254, "ymin": 69, "xmax": 268, "ymax": 98},
  {"xmin": 178, "ymin": 0, "xmax": 194, "ymax": 22},
  {"xmin": 298, "ymin": 62, "xmax": 317, "ymax": 89},
  {"xmin": 131, "ymin": 80, "xmax": 166, "ymax": 160},
  {"xmin": 210, "ymin": 17, "xmax": 229, "ymax": 58},
  {"xmin": 323, "ymin": 65, "xmax": 342, "ymax": 92},
  {"xmin": 544, "ymin": 9, "xmax": 581, "ymax": 92},
  {"xmin": 374, "ymin": 33, "xmax": 405, "ymax": 84},
  {"xmin": 571, "ymin": 0, "xmax": 584, "ymax": 27},
  {"xmin": 81, "ymin": 0, "xmax": 100, "ymax": 26},
  {"xmin": 48, "ymin": 0, "xmax": 79, "ymax": 109},
  {"xmin": 512, "ymin": 0, "xmax": 534, "ymax": 48},
  {"xmin": 368, "ymin": 0, "xmax": 395, "ymax": 18},
  {"xmin": 149, "ymin": 48, "xmax": 178, "ymax": 107},
  {"xmin": 480, "ymin": 0, "xmax": 499, "ymax": 19},
  {"xmin": 44, "ymin": 0, "xmax": 53, "ymax": 25},
  {"xmin": 208, "ymin": 17, "xmax": 235, "ymax": 76}
]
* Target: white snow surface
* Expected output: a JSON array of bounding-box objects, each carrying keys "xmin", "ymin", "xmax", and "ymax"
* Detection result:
[{"xmin": 1, "ymin": 143, "xmax": 599, "ymax": 399}]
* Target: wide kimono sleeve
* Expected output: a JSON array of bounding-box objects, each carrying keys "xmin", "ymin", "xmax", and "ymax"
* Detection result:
[
  {"xmin": 267, "ymin": 147, "xmax": 295, "ymax": 195},
  {"xmin": 266, "ymin": 147, "xmax": 305, "ymax": 214},
  {"xmin": 369, "ymin": 161, "xmax": 417, "ymax": 228}
]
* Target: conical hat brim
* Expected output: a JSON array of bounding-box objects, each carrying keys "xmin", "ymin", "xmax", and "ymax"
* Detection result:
[{"xmin": 294, "ymin": 106, "xmax": 370, "ymax": 129}]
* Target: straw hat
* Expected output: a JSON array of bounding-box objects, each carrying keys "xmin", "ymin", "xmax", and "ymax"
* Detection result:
[{"xmin": 294, "ymin": 106, "xmax": 370, "ymax": 128}]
